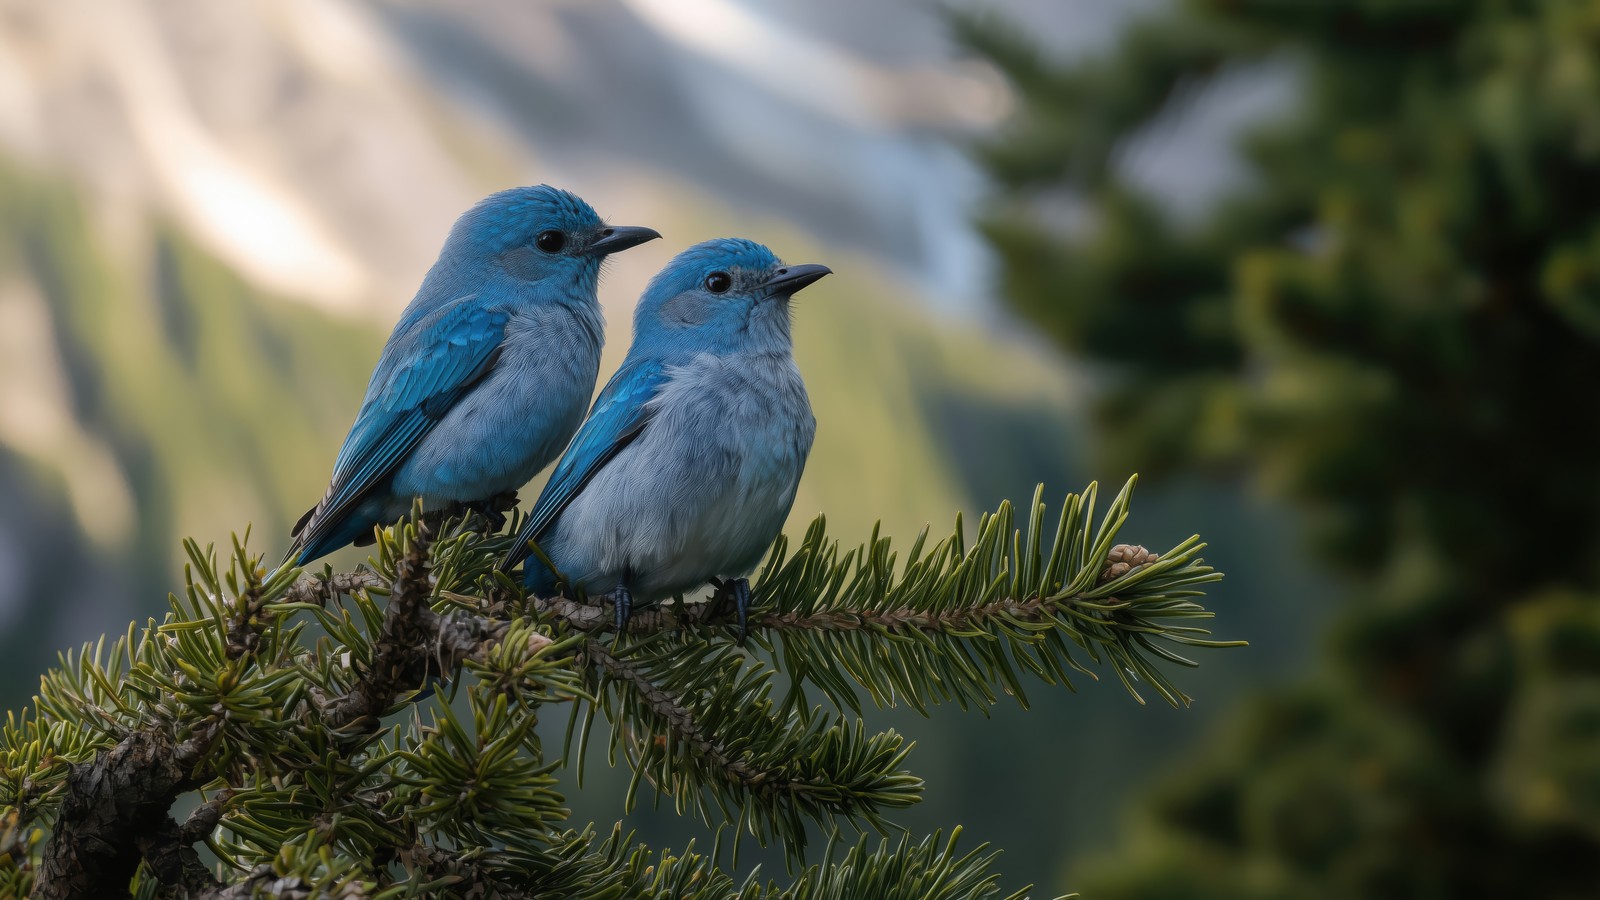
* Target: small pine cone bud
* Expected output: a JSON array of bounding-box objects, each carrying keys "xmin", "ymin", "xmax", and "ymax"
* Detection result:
[{"xmin": 1100, "ymin": 544, "xmax": 1159, "ymax": 582}]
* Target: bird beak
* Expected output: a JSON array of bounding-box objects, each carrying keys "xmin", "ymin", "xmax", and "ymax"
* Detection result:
[
  {"xmin": 763, "ymin": 263, "xmax": 832, "ymax": 297},
  {"xmin": 587, "ymin": 225, "xmax": 662, "ymax": 256}
]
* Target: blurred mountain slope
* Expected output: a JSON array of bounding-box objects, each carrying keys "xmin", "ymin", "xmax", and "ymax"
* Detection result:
[
  {"xmin": 0, "ymin": 0, "xmax": 1093, "ymax": 626},
  {"xmin": 0, "ymin": 146, "xmax": 1084, "ymax": 699},
  {"xmin": 0, "ymin": 157, "xmax": 377, "ymax": 646}
]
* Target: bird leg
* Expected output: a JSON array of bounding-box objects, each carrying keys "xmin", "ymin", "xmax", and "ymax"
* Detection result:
[
  {"xmin": 732, "ymin": 578, "xmax": 753, "ymax": 645},
  {"xmin": 710, "ymin": 577, "xmax": 753, "ymax": 645},
  {"xmin": 612, "ymin": 582, "xmax": 634, "ymax": 635}
]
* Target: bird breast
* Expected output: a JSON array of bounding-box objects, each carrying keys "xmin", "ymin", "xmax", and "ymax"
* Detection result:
[{"xmin": 550, "ymin": 350, "xmax": 815, "ymax": 601}]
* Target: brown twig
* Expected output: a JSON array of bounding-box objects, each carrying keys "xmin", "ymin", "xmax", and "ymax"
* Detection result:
[
  {"xmin": 283, "ymin": 571, "xmax": 385, "ymax": 607},
  {"xmin": 403, "ymin": 844, "xmax": 535, "ymax": 899},
  {"xmin": 532, "ymin": 545, "xmax": 1153, "ymax": 637},
  {"xmin": 312, "ymin": 524, "xmax": 518, "ymax": 734},
  {"xmin": 315, "ymin": 522, "xmax": 442, "ymax": 733},
  {"xmin": 194, "ymin": 865, "xmax": 315, "ymax": 900}
]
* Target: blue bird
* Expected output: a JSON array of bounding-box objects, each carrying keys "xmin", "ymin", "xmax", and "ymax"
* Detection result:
[
  {"xmin": 284, "ymin": 186, "xmax": 660, "ymax": 566},
  {"xmin": 501, "ymin": 238, "xmax": 830, "ymax": 635}
]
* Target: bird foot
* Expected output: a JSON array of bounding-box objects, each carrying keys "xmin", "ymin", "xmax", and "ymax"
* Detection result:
[
  {"xmin": 469, "ymin": 491, "xmax": 518, "ymax": 534},
  {"xmin": 445, "ymin": 491, "xmax": 517, "ymax": 536}
]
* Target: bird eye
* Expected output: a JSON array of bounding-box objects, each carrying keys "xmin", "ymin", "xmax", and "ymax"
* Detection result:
[
  {"xmin": 705, "ymin": 271, "xmax": 732, "ymax": 293},
  {"xmin": 535, "ymin": 230, "xmax": 566, "ymax": 253}
]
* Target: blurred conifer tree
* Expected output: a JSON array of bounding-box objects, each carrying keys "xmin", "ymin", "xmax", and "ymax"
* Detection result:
[{"xmin": 959, "ymin": 2, "xmax": 1600, "ymax": 895}]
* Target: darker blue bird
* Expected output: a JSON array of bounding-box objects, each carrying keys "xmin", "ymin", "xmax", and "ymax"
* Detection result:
[
  {"xmin": 501, "ymin": 238, "xmax": 830, "ymax": 635},
  {"xmin": 284, "ymin": 186, "xmax": 659, "ymax": 566}
]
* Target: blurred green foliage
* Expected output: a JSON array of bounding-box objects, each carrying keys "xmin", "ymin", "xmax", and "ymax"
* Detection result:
[{"xmin": 962, "ymin": 0, "xmax": 1600, "ymax": 895}]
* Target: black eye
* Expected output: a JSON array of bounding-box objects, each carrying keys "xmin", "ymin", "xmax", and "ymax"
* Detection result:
[
  {"xmin": 535, "ymin": 230, "xmax": 566, "ymax": 253},
  {"xmin": 705, "ymin": 271, "xmax": 732, "ymax": 293}
]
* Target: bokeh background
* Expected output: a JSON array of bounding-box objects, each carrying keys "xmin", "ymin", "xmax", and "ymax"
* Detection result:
[{"xmin": 4, "ymin": 0, "xmax": 1597, "ymax": 895}]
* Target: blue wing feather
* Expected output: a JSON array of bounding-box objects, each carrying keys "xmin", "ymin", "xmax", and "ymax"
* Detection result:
[
  {"xmin": 502, "ymin": 356, "xmax": 669, "ymax": 570},
  {"xmin": 290, "ymin": 296, "xmax": 510, "ymax": 562}
]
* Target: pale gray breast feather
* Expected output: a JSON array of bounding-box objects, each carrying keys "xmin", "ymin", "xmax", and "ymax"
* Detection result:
[
  {"xmin": 513, "ymin": 305, "xmax": 597, "ymax": 341},
  {"xmin": 656, "ymin": 352, "xmax": 814, "ymax": 429},
  {"xmin": 662, "ymin": 351, "xmax": 810, "ymax": 396},
  {"xmin": 503, "ymin": 306, "xmax": 603, "ymax": 368}
]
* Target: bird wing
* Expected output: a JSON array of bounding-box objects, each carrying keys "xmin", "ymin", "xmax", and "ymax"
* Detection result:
[
  {"xmin": 292, "ymin": 296, "xmax": 511, "ymax": 556},
  {"xmin": 501, "ymin": 356, "xmax": 670, "ymax": 570}
]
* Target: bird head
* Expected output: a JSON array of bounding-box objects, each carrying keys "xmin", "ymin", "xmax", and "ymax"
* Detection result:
[
  {"xmin": 631, "ymin": 238, "xmax": 831, "ymax": 356},
  {"xmin": 446, "ymin": 185, "xmax": 660, "ymax": 293}
]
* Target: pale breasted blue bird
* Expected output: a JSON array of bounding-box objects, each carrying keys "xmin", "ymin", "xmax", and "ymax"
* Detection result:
[
  {"xmin": 500, "ymin": 238, "xmax": 829, "ymax": 635},
  {"xmin": 284, "ymin": 186, "xmax": 660, "ymax": 566}
]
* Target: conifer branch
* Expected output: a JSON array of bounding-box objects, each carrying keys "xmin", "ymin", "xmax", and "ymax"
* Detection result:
[
  {"xmin": 2, "ymin": 481, "xmax": 1230, "ymax": 895},
  {"xmin": 582, "ymin": 639, "xmax": 765, "ymax": 786},
  {"xmin": 315, "ymin": 518, "xmax": 441, "ymax": 732},
  {"xmin": 745, "ymin": 478, "xmax": 1238, "ymax": 712}
]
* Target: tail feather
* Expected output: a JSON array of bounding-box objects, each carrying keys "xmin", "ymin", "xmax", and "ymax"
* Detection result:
[
  {"xmin": 291, "ymin": 504, "xmax": 316, "ymax": 538},
  {"xmin": 282, "ymin": 502, "xmax": 321, "ymax": 567},
  {"xmin": 282, "ymin": 502, "xmax": 374, "ymax": 568}
]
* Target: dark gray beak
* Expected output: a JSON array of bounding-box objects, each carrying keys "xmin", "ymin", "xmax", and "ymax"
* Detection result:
[
  {"xmin": 763, "ymin": 263, "xmax": 832, "ymax": 296},
  {"xmin": 587, "ymin": 225, "xmax": 661, "ymax": 256}
]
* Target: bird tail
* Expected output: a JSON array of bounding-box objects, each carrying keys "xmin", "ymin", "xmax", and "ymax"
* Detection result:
[
  {"xmin": 279, "ymin": 501, "xmax": 374, "ymax": 570},
  {"xmin": 497, "ymin": 544, "xmax": 523, "ymax": 574},
  {"xmin": 498, "ymin": 524, "xmax": 531, "ymax": 574},
  {"xmin": 278, "ymin": 504, "xmax": 319, "ymax": 568}
]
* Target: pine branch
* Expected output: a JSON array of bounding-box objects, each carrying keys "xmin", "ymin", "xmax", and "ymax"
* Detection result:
[
  {"xmin": 584, "ymin": 640, "xmax": 765, "ymax": 786},
  {"xmin": 751, "ymin": 478, "xmax": 1237, "ymax": 712},
  {"xmin": 1, "ymin": 481, "xmax": 1230, "ymax": 895},
  {"xmin": 314, "ymin": 517, "xmax": 442, "ymax": 732},
  {"xmin": 575, "ymin": 631, "xmax": 921, "ymax": 857},
  {"xmin": 541, "ymin": 480, "xmax": 1236, "ymax": 724},
  {"xmin": 16, "ymin": 516, "xmax": 539, "ymax": 896}
]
